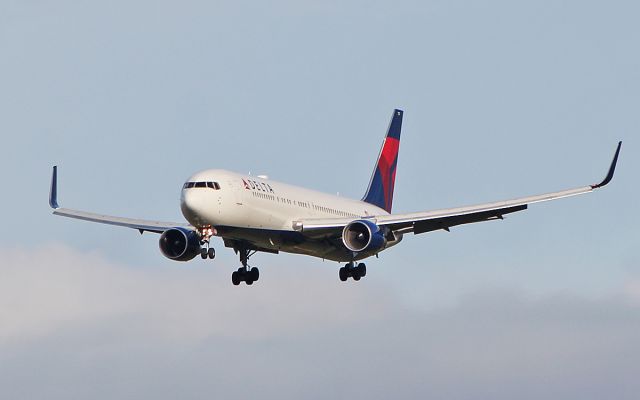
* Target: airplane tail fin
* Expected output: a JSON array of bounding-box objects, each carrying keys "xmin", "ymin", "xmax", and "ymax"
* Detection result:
[{"xmin": 362, "ymin": 109, "xmax": 403, "ymax": 213}]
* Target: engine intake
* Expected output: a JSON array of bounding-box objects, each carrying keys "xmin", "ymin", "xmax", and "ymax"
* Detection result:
[
  {"xmin": 159, "ymin": 228, "xmax": 201, "ymax": 261},
  {"xmin": 342, "ymin": 219, "xmax": 386, "ymax": 253}
]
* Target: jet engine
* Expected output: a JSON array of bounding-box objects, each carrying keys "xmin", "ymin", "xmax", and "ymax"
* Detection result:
[
  {"xmin": 342, "ymin": 219, "xmax": 387, "ymax": 254},
  {"xmin": 159, "ymin": 227, "xmax": 201, "ymax": 261}
]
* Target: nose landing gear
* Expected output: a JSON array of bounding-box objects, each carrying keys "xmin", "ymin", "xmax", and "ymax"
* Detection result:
[
  {"xmin": 200, "ymin": 247, "xmax": 216, "ymax": 259},
  {"xmin": 339, "ymin": 262, "xmax": 366, "ymax": 282},
  {"xmin": 198, "ymin": 226, "xmax": 216, "ymax": 259}
]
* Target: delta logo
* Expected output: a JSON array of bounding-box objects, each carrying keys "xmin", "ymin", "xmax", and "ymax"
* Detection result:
[{"xmin": 243, "ymin": 179, "xmax": 275, "ymax": 194}]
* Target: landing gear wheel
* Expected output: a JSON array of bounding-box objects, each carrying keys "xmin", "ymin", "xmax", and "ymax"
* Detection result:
[
  {"xmin": 339, "ymin": 262, "xmax": 366, "ymax": 282},
  {"xmin": 244, "ymin": 267, "xmax": 254, "ymax": 285},
  {"xmin": 250, "ymin": 267, "xmax": 259, "ymax": 281},
  {"xmin": 339, "ymin": 267, "xmax": 348, "ymax": 282},
  {"xmin": 231, "ymin": 271, "xmax": 240, "ymax": 286},
  {"xmin": 207, "ymin": 248, "xmax": 216, "ymax": 259},
  {"xmin": 201, "ymin": 248, "xmax": 208, "ymax": 259}
]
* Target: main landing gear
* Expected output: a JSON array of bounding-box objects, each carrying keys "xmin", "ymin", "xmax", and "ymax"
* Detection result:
[
  {"xmin": 231, "ymin": 245, "xmax": 260, "ymax": 286},
  {"xmin": 339, "ymin": 262, "xmax": 366, "ymax": 282}
]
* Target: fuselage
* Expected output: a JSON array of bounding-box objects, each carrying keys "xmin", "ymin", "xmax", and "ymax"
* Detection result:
[{"xmin": 180, "ymin": 169, "xmax": 393, "ymax": 261}]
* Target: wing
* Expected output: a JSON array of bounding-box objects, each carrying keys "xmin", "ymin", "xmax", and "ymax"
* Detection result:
[
  {"xmin": 294, "ymin": 142, "xmax": 622, "ymax": 237},
  {"xmin": 49, "ymin": 166, "xmax": 191, "ymax": 234}
]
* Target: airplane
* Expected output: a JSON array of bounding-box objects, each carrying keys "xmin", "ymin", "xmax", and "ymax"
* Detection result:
[{"xmin": 49, "ymin": 109, "xmax": 622, "ymax": 286}]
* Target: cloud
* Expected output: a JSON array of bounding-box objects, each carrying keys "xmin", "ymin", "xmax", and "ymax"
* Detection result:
[
  {"xmin": 0, "ymin": 244, "xmax": 639, "ymax": 400},
  {"xmin": 624, "ymin": 280, "xmax": 640, "ymax": 305}
]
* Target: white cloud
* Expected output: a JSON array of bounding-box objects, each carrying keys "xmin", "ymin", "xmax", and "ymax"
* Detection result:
[
  {"xmin": 624, "ymin": 279, "xmax": 640, "ymax": 305},
  {"xmin": 0, "ymin": 244, "xmax": 395, "ymax": 344},
  {"xmin": 0, "ymin": 244, "xmax": 639, "ymax": 400}
]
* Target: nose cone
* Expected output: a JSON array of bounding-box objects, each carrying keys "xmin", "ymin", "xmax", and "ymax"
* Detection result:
[{"xmin": 181, "ymin": 189, "xmax": 208, "ymax": 226}]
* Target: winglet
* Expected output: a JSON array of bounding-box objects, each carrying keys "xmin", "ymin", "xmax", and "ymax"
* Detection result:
[
  {"xmin": 49, "ymin": 166, "xmax": 59, "ymax": 209},
  {"xmin": 591, "ymin": 141, "xmax": 622, "ymax": 189}
]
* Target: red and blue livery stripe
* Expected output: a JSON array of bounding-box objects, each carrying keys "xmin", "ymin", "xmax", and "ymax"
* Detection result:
[{"xmin": 362, "ymin": 109, "xmax": 403, "ymax": 213}]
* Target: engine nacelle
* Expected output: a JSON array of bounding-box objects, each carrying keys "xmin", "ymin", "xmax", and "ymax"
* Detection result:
[
  {"xmin": 159, "ymin": 228, "xmax": 201, "ymax": 261},
  {"xmin": 342, "ymin": 219, "xmax": 387, "ymax": 254}
]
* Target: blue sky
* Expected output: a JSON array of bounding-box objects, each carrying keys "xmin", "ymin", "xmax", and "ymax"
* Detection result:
[{"xmin": 1, "ymin": 0, "xmax": 639, "ymax": 398}]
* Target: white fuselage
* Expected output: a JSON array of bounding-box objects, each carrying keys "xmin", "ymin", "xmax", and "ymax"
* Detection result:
[
  {"xmin": 179, "ymin": 169, "xmax": 391, "ymax": 261},
  {"xmin": 181, "ymin": 169, "xmax": 388, "ymax": 230}
]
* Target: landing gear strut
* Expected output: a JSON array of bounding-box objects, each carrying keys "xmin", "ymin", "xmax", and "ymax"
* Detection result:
[
  {"xmin": 231, "ymin": 244, "xmax": 259, "ymax": 286},
  {"xmin": 339, "ymin": 262, "xmax": 366, "ymax": 282}
]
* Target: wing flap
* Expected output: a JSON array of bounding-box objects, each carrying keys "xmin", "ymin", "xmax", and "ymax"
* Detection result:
[{"xmin": 412, "ymin": 204, "xmax": 527, "ymax": 234}]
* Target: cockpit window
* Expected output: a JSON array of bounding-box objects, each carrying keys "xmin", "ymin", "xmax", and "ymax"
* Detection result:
[{"xmin": 183, "ymin": 181, "xmax": 220, "ymax": 190}]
